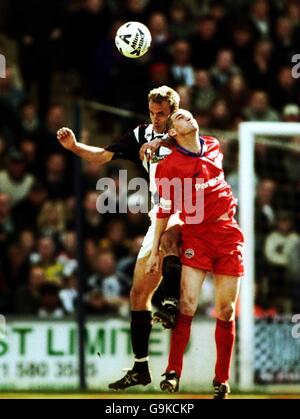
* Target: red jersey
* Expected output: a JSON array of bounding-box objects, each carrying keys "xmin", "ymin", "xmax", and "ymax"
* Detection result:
[{"xmin": 156, "ymin": 136, "xmax": 237, "ymax": 229}]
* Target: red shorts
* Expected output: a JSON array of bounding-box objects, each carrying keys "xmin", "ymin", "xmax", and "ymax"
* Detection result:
[{"xmin": 181, "ymin": 219, "xmax": 244, "ymax": 277}]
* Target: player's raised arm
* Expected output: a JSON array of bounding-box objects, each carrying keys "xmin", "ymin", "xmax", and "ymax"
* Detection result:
[{"xmin": 57, "ymin": 127, "xmax": 114, "ymax": 165}]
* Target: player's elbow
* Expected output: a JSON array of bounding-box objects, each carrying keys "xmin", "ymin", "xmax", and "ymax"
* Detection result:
[{"xmin": 94, "ymin": 151, "xmax": 113, "ymax": 165}]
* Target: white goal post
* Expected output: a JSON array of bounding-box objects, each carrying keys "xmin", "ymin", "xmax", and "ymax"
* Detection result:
[{"xmin": 238, "ymin": 122, "xmax": 300, "ymax": 391}]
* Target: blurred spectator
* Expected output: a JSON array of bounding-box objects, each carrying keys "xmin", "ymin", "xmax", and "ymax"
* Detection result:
[
  {"xmin": 84, "ymin": 238, "xmax": 98, "ymax": 276},
  {"xmin": 189, "ymin": 15, "xmax": 221, "ymax": 69},
  {"xmin": 209, "ymin": 99, "xmax": 231, "ymax": 130},
  {"xmin": 19, "ymin": 230, "xmax": 36, "ymax": 257},
  {"xmin": 59, "ymin": 274, "xmax": 78, "ymax": 314},
  {"xmin": 83, "ymin": 191, "xmax": 103, "ymax": 240},
  {"xmin": 91, "ymin": 19, "xmax": 124, "ymax": 103},
  {"xmin": 86, "ymin": 249, "xmax": 130, "ymax": 314},
  {"xmin": 264, "ymin": 211, "xmax": 299, "ymax": 312},
  {"xmin": 147, "ymin": 12, "xmax": 170, "ymax": 63},
  {"xmin": 59, "ymin": 230, "xmax": 77, "ymax": 260},
  {"xmin": 170, "ymin": 40, "xmax": 195, "ymax": 87},
  {"xmin": 175, "ymin": 85, "xmax": 191, "ymax": 110},
  {"xmin": 44, "ymin": 154, "xmax": 73, "ymax": 199},
  {"xmin": 145, "ymin": 0, "xmax": 173, "ymax": 15},
  {"xmin": 194, "ymin": 111, "xmax": 211, "ymax": 130},
  {"xmin": 168, "ymin": 1, "xmax": 195, "ymax": 40},
  {"xmin": 38, "ymin": 283, "xmax": 65, "ymax": 318},
  {"xmin": 210, "ymin": 49, "xmax": 240, "ymax": 89},
  {"xmin": 82, "ymin": 160, "xmax": 104, "ymax": 191},
  {"xmin": 30, "ymin": 236, "xmax": 64, "ymax": 286},
  {"xmin": 125, "ymin": 198, "xmax": 150, "ymax": 238},
  {"xmin": 254, "ymin": 177, "xmax": 277, "ymax": 293},
  {"xmin": 209, "ymin": 0, "xmax": 232, "ymax": 43},
  {"xmin": 247, "ymin": 39, "xmax": 275, "ymax": 91},
  {"xmin": 191, "ymin": 70, "xmax": 217, "ymax": 113},
  {"xmin": 66, "ymin": 0, "xmax": 115, "ymax": 99},
  {"xmin": 0, "ymin": 193, "xmax": 14, "ymax": 248},
  {"xmin": 13, "ymin": 265, "xmax": 45, "ymax": 314},
  {"xmin": 255, "ymin": 178, "xmax": 277, "ymax": 239},
  {"xmin": 19, "ymin": 139, "xmax": 39, "ymax": 174},
  {"xmin": 148, "ymin": 62, "xmax": 172, "ymax": 91},
  {"xmin": 104, "ymin": 218, "xmax": 130, "ymax": 259},
  {"xmin": 0, "ymin": 150, "xmax": 35, "ymax": 205},
  {"xmin": 41, "ymin": 105, "xmax": 69, "ymax": 159},
  {"xmin": 17, "ymin": 100, "xmax": 40, "ymax": 141},
  {"xmin": 286, "ymin": 1, "xmax": 300, "ymax": 30},
  {"xmin": 273, "ymin": 16, "xmax": 297, "ymax": 67},
  {"xmin": 2, "ymin": 242, "xmax": 30, "ymax": 310},
  {"xmin": 249, "ymin": 0, "xmax": 271, "ymax": 39},
  {"xmin": 12, "ymin": 181, "xmax": 48, "ymax": 231},
  {"xmin": 122, "ymin": 0, "xmax": 147, "ymax": 22},
  {"xmin": 282, "ymin": 104, "xmax": 300, "ymax": 122},
  {"xmin": 57, "ymin": 230, "xmax": 78, "ymax": 278},
  {"xmin": 255, "ymin": 141, "xmax": 286, "ymax": 182},
  {"xmin": 37, "ymin": 200, "xmax": 67, "ymax": 236},
  {"xmin": 221, "ymin": 74, "xmax": 250, "ymax": 117},
  {"xmin": 244, "ymin": 91, "xmax": 279, "ymax": 122},
  {"xmin": 289, "ymin": 3, "xmax": 300, "ymax": 47},
  {"xmin": 270, "ymin": 66, "xmax": 300, "ymax": 111},
  {"xmin": 230, "ymin": 22, "xmax": 255, "ymax": 72},
  {"xmin": 117, "ymin": 235, "xmax": 143, "ymax": 280},
  {"xmin": 0, "ymin": 66, "xmax": 24, "ymax": 111}
]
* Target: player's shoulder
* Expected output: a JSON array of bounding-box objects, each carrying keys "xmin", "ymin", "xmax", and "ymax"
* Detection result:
[
  {"xmin": 130, "ymin": 124, "xmax": 152, "ymax": 143},
  {"xmin": 201, "ymin": 135, "xmax": 220, "ymax": 146},
  {"xmin": 201, "ymin": 135, "xmax": 221, "ymax": 152}
]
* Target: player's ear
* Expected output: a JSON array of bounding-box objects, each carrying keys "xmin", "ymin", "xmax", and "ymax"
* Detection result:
[{"xmin": 168, "ymin": 128, "xmax": 176, "ymax": 138}]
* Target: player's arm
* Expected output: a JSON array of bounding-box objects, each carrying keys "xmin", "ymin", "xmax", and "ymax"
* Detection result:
[
  {"xmin": 139, "ymin": 135, "xmax": 177, "ymax": 161},
  {"xmin": 146, "ymin": 164, "xmax": 174, "ymax": 275},
  {"xmin": 145, "ymin": 216, "xmax": 170, "ymax": 275},
  {"xmin": 57, "ymin": 127, "xmax": 114, "ymax": 165}
]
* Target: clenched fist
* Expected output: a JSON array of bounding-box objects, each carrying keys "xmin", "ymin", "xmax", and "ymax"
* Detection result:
[{"xmin": 57, "ymin": 127, "xmax": 77, "ymax": 150}]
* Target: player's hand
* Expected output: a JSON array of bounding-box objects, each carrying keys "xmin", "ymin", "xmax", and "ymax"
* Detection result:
[
  {"xmin": 145, "ymin": 253, "xmax": 160, "ymax": 275},
  {"xmin": 139, "ymin": 138, "xmax": 162, "ymax": 161},
  {"xmin": 57, "ymin": 127, "xmax": 77, "ymax": 151}
]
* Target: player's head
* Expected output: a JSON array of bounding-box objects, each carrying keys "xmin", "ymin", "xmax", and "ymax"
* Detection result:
[
  {"xmin": 148, "ymin": 85, "xmax": 180, "ymax": 133},
  {"xmin": 166, "ymin": 109, "xmax": 198, "ymax": 140}
]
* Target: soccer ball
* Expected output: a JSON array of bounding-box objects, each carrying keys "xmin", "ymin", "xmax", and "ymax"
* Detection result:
[{"xmin": 115, "ymin": 22, "xmax": 152, "ymax": 59}]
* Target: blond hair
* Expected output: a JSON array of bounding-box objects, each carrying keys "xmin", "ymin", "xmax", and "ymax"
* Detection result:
[
  {"xmin": 38, "ymin": 200, "xmax": 66, "ymax": 234},
  {"xmin": 148, "ymin": 85, "xmax": 180, "ymax": 113}
]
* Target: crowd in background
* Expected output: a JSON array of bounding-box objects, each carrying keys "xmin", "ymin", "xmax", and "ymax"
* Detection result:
[{"xmin": 0, "ymin": 0, "xmax": 300, "ymax": 318}]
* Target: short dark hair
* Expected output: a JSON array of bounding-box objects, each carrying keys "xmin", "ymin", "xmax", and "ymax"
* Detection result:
[{"xmin": 166, "ymin": 113, "xmax": 176, "ymax": 132}]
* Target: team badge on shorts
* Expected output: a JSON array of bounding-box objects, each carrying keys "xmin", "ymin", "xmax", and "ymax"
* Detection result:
[{"xmin": 184, "ymin": 249, "xmax": 195, "ymax": 259}]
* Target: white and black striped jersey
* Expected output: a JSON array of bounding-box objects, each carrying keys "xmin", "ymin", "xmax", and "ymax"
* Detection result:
[{"xmin": 105, "ymin": 124, "xmax": 171, "ymax": 204}]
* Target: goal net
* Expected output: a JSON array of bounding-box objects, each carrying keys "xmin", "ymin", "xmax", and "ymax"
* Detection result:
[{"xmin": 238, "ymin": 122, "xmax": 300, "ymax": 391}]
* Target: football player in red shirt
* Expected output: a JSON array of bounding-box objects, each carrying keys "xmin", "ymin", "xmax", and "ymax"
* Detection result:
[{"xmin": 146, "ymin": 109, "xmax": 244, "ymax": 399}]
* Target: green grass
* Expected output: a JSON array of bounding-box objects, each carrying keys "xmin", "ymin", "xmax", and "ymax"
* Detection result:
[{"xmin": 0, "ymin": 392, "xmax": 299, "ymax": 399}]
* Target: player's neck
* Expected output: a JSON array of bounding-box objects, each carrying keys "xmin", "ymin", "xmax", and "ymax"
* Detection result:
[{"xmin": 176, "ymin": 133, "xmax": 200, "ymax": 154}]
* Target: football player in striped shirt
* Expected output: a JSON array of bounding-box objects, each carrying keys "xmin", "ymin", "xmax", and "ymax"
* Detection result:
[{"xmin": 57, "ymin": 86, "xmax": 183, "ymax": 389}]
